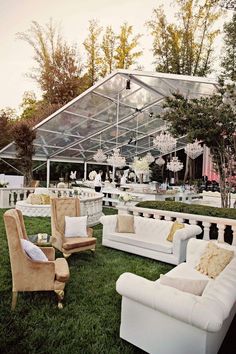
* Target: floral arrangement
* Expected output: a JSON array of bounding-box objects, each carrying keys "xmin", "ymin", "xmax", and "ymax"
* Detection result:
[
  {"xmin": 132, "ymin": 157, "xmax": 150, "ymax": 175},
  {"xmin": 0, "ymin": 180, "xmax": 9, "ymax": 188},
  {"xmin": 119, "ymin": 193, "xmax": 135, "ymax": 204},
  {"xmin": 89, "ymin": 170, "xmax": 97, "ymax": 181}
]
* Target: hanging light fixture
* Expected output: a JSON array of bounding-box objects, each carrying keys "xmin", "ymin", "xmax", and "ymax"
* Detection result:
[
  {"xmin": 107, "ymin": 148, "xmax": 126, "ymax": 168},
  {"xmin": 155, "ymin": 156, "xmax": 165, "ymax": 166},
  {"xmin": 144, "ymin": 136, "xmax": 155, "ymax": 164},
  {"xmin": 126, "ymin": 78, "xmax": 131, "ymax": 90},
  {"xmin": 219, "ymin": 0, "xmax": 236, "ymax": 10},
  {"xmin": 93, "ymin": 135, "xmax": 107, "ymax": 162},
  {"xmin": 184, "ymin": 140, "xmax": 203, "ymax": 160},
  {"xmin": 107, "ymin": 92, "xmax": 126, "ymax": 168},
  {"xmin": 153, "ymin": 131, "xmax": 177, "ymax": 154},
  {"xmin": 167, "ymin": 156, "xmax": 183, "ymax": 172}
]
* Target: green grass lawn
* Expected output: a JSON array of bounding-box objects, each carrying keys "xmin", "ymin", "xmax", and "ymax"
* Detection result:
[{"xmin": 0, "ymin": 208, "xmax": 172, "ymax": 354}]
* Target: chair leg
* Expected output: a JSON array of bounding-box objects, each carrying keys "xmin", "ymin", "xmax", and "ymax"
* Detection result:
[
  {"xmin": 11, "ymin": 291, "xmax": 18, "ymax": 310},
  {"xmin": 63, "ymin": 253, "xmax": 71, "ymax": 259},
  {"xmin": 55, "ymin": 290, "xmax": 64, "ymax": 309}
]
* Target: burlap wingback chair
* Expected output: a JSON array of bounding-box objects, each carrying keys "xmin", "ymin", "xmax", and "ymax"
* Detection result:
[
  {"xmin": 4, "ymin": 209, "xmax": 70, "ymax": 310},
  {"xmin": 51, "ymin": 197, "xmax": 96, "ymax": 257}
]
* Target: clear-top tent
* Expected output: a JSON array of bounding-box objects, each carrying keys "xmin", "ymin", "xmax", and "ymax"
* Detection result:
[{"xmin": 0, "ymin": 70, "xmax": 219, "ymax": 166}]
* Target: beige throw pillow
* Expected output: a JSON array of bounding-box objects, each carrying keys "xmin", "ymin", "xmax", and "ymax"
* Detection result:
[
  {"xmin": 196, "ymin": 242, "xmax": 234, "ymax": 279},
  {"xmin": 116, "ymin": 215, "xmax": 134, "ymax": 233},
  {"xmin": 166, "ymin": 221, "xmax": 185, "ymax": 242},
  {"xmin": 30, "ymin": 194, "xmax": 42, "ymax": 205},
  {"xmin": 160, "ymin": 274, "xmax": 208, "ymax": 296}
]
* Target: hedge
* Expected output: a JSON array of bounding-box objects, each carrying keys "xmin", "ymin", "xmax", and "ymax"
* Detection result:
[{"xmin": 136, "ymin": 201, "xmax": 236, "ymax": 220}]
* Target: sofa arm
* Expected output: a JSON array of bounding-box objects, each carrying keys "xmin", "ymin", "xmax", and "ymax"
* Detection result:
[
  {"xmin": 100, "ymin": 215, "xmax": 117, "ymax": 235},
  {"xmin": 174, "ymin": 225, "xmax": 202, "ymax": 241},
  {"xmin": 173, "ymin": 225, "xmax": 202, "ymax": 263},
  {"xmin": 116, "ymin": 272, "xmax": 224, "ymax": 332}
]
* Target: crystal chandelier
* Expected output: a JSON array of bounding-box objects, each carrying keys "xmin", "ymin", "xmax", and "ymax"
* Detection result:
[
  {"xmin": 93, "ymin": 134, "xmax": 107, "ymax": 162},
  {"xmin": 155, "ymin": 156, "xmax": 165, "ymax": 166},
  {"xmin": 184, "ymin": 140, "xmax": 203, "ymax": 160},
  {"xmin": 145, "ymin": 152, "xmax": 155, "ymax": 164},
  {"xmin": 107, "ymin": 148, "xmax": 126, "ymax": 168},
  {"xmin": 219, "ymin": 0, "xmax": 236, "ymax": 10},
  {"xmin": 93, "ymin": 148, "xmax": 107, "ymax": 162},
  {"xmin": 153, "ymin": 131, "xmax": 177, "ymax": 154},
  {"xmin": 167, "ymin": 156, "xmax": 183, "ymax": 172}
]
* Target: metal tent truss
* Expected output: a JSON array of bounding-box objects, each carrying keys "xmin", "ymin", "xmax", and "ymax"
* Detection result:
[{"xmin": 0, "ymin": 70, "xmax": 219, "ymax": 166}]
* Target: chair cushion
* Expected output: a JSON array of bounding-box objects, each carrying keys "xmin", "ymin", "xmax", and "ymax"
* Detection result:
[
  {"xmin": 21, "ymin": 239, "xmax": 48, "ymax": 262},
  {"xmin": 63, "ymin": 237, "xmax": 96, "ymax": 250},
  {"xmin": 196, "ymin": 242, "xmax": 234, "ymax": 278},
  {"xmin": 116, "ymin": 215, "xmax": 134, "ymax": 233},
  {"xmin": 65, "ymin": 216, "xmax": 88, "ymax": 237},
  {"xmin": 167, "ymin": 222, "xmax": 185, "ymax": 242},
  {"xmin": 54, "ymin": 258, "xmax": 70, "ymax": 282}
]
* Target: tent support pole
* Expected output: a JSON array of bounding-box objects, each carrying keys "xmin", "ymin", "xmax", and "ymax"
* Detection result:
[
  {"xmin": 84, "ymin": 162, "xmax": 87, "ymax": 180},
  {"xmin": 46, "ymin": 159, "xmax": 50, "ymax": 188}
]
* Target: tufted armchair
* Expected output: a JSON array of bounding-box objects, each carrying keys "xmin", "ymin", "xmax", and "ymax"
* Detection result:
[
  {"xmin": 4, "ymin": 209, "xmax": 70, "ymax": 309},
  {"xmin": 51, "ymin": 197, "xmax": 96, "ymax": 258}
]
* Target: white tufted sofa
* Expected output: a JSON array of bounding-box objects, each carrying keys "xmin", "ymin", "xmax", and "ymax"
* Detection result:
[
  {"xmin": 100, "ymin": 215, "xmax": 202, "ymax": 265},
  {"xmin": 116, "ymin": 238, "xmax": 236, "ymax": 354}
]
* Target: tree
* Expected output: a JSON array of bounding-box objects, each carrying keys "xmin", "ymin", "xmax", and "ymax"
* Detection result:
[
  {"xmin": 221, "ymin": 13, "xmax": 236, "ymax": 81},
  {"xmin": 114, "ymin": 22, "xmax": 143, "ymax": 69},
  {"xmin": 160, "ymin": 83, "xmax": 236, "ymax": 208},
  {"xmin": 0, "ymin": 108, "xmax": 16, "ymax": 149},
  {"xmin": 83, "ymin": 19, "xmax": 102, "ymax": 86},
  {"xmin": 100, "ymin": 26, "xmax": 116, "ymax": 77},
  {"xmin": 17, "ymin": 20, "xmax": 83, "ymax": 105},
  {"xmin": 19, "ymin": 91, "xmax": 61, "ymax": 126},
  {"xmin": 12, "ymin": 121, "xmax": 36, "ymax": 186},
  {"xmin": 146, "ymin": 0, "xmax": 222, "ymax": 76}
]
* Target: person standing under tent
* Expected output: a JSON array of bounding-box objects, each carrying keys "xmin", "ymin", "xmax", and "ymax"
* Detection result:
[{"xmin": 94, "ymin": 170, "xmax": 103, "ymax": 192}]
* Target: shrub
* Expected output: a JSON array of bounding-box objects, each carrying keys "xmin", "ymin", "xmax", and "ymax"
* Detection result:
[{"xmin": 136, "ymin": 201, "xmax": 236, "ymax": 219}]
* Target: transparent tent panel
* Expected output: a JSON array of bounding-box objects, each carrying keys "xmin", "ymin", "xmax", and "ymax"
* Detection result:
[
  {"xmin": 0, "ymin": 70, "xmax": 218, "ymax": 163},
  {"xmin": 66, "ymin": 92, "xmax": 112, "ymax": 118}
]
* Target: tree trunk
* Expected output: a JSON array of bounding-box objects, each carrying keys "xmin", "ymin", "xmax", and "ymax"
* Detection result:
[{"xmin": 184, "ymin": 155, "xmax": 189, "ymax": 182}]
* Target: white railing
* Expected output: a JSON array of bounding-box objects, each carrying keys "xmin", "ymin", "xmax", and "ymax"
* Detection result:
[
  {"xmin": 0, "ymin": 187, "xmax": 101, "ymax": 208},
  {"xmin": 0, "ymin": 187, "xmax": 103, "ymax": 226},
  {"xmin": 117, "ymin": 205, "xmax": 236, "ymax": 246}
]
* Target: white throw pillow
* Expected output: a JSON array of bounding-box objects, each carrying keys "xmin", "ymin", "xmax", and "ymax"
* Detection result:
[
  {"xmin": 159, "ymin": 274, "xmax": 209, "ymax": 296},
  {"xmin": 21, "ymin": 239, "xmax": 48, "ymax": 262},
  {"xmin": 64, "ymin": 216, "xmax": 88, "ymax": 237}
]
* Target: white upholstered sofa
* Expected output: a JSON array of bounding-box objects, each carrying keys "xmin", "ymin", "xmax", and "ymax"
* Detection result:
[
  {"xmin": 116, "ymin": 238, "xmax": 236, "ymax": 354},
  {"xmin": 100, "ymin": 215, "xmax": 202, "ymax": 265}
]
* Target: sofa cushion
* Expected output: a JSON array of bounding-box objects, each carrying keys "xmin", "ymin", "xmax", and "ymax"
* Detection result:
[
  {"xmin": 134, "ymin": 217, "xmax": 173, "ymax": 243},
  {"xmin": 109, "ymin": 232, "xmax": 173, "ymax": 254},
  {"xmin": 159, "ymin": 274, "xmax": 209, "ymax": 296},
  {"xmin": 196, "ymin": 242, "xmax": 234, "ymax": 279},
  {"xmin": 166, "ymin": 221, "xmax": 185, "ymax": 242},
  {"xmin": 116, "ymin": 215, "xmax": 134, "ymax": 233},
  {"xmin": 41, "ymin": 194, "xmax": 51, "ymax": 205}
]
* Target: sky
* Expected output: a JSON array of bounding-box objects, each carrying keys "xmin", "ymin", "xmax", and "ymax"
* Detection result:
[{"xmin": 0, "ymin": 0, "xmax": 233, "ymax": 112}]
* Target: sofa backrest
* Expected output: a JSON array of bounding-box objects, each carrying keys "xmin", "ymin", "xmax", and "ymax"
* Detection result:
[
  {"xmin": 186, "ymin": 238, "xmax": 236, "ymax": 267},
  {"xmin": 134, "ymin": 216, "xmax": 173, "ymax": 242}
]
